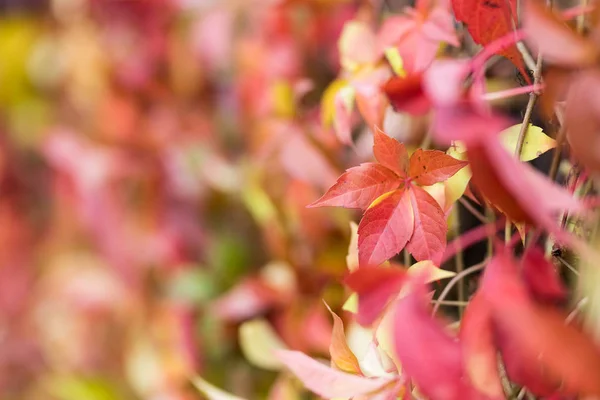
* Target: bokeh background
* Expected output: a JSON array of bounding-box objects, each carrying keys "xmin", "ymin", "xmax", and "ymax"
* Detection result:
[
  {"xmin": 0, "ymin": 0, "xmax": 367, "ymax": 399},
  {"xmin": 0, "ymin": 0, "xmax": 533, "ymax": 399}
]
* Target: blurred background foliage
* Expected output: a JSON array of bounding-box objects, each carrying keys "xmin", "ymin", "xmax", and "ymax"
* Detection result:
[{"xmin": 0, "ymin": 0, "xmax": 378, "ymax": 399}]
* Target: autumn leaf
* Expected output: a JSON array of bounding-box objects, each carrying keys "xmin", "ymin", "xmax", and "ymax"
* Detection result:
[
  {"xmin": 407, "ymin": 260, "xmax": 456, "ymax": 282},
  {"xmin": 499, "ymin": 123, "xmax": 556, "ymax": 162},
  {"xmin": 308, "ymin": 163, "xmax": 402, "ymax": 210},
  {"xmin": 324, "ymin": 303, "xmax": 362, "ymax": 374},
  {"xmin": 358, "ymin": 188, "xmax": 415, "ymax": 267},
  {"xmin": 482, "ymin": 251, "xmax": 600, "ymax": 397},
  {"xmin": 392, "ymin": 278, "xmax": 484, "ymax": 399},
  {"xmin": 405, "ymin": 186, "xmax": 447, "ymax": 265},
  {"xmin": 459, "ymin": 293, "xmax": 505, "ymax": 399},
  {"xmin": 373, "ymin": 127, "xmax": 409, "ymax": 177},
  {"xmin": 312, "ymin": 129, "xmax": 467, "ymax": 267},
  {"xmin": 383, "ymin": 73, "xmax": 432, "ymax": 116},
  {"xmin": 239, "ymin": 319, "xmax": 289, "ymax": 370},
  {"xmin": 377, "ymin": 0, "xmax": 458, "ymax": 74},
  {"xmin": 452, "ymin": 0, "xmax": 529, "ymax": 81},
  {"xmin": 523, "ymin": 0, "xmax": 599, "ymax": 68},
  {"xmin": 408, "ymin": 148, "xmax": 469, "ymax": 186},
  {"xmin": 344, "ymin": 264, "xmax": 407, "ymax": 326},
  {"xmin": 276, "ymin": 350, "xmax": 393, "ymax": 398}
]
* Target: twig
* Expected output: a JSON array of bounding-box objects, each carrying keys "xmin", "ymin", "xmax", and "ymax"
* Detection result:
[
  {"xmin": 432, "ymin": 259, "xmax": 488, "ymax": 316},
  {"xmin": 548, "ymin": 126, "xmax": 567, "ymax": 182},
  {"xmin": 505, "ymin": 54, "xmax": 544, "ymax": 243},
  {"xmin": 459, "ymin": 197, "xmax": 489, "ymax": 224},
  {"xmin": 556, "ymin": 255, "xmax": 580, "ymax": 276}
]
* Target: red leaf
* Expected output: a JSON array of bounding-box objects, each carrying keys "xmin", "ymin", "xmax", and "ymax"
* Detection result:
[
  {"xmin": 344, "ymin": 265, "xmax": 406, "ymax": 326},
  {"xmin": 408, "ymin": 149, "xmax": 469, "ymax": 186},
  {"xmin": 459, "ymin": 293, "xmax": 504, "ymax": 399},
  {"xmin": 358, "ymin": 188, "xmax": 414, "ymax": 267},
  {"xmin": 276, "ymin": 350, "xmax": 392, "ymax": 398},
  {"xmin": 405, "ymin": 186, "xmax": 446, "ymax": 265},
  {"xmin": 373, "ymin": 128, "xmax": 409, "ymax": 177},
  {"xmin": 383, "ymin": 74, "xmax": 432, "ymax": 116},
  {"xmin": 565, "ymin": 70, "xmax": 600, "ymax": 173},
  {"xmin": 482, "ymin": 252, "xmax": 600, "ymax": 398},
  {"xmin": 523, "ymin": 0, "xmax": 599, "ymax": 68},
  {"xmin": 452, "ymin": 0, "xmax": 529, "ymax": 82},
  {"xmin": 495, "ymin": 324, "xmax": 559, "ymax": 396},
  {"xmin": 393, "ymin": 279, "xmax": 484, "ymax": 400},
  {"xmin": 468, "ymin": 137, "xmax": 585, "ymax": 248},
  {"xmin": 521, "ymin": 247, "xmax": 567, "ymax": 303},
  {"xmin": 308, "ymin": 163, "xmax": 402, "ymax": 210},
  {"xmin": 324, "ymin": 303, "xmax": 362, "ymax": 373}
]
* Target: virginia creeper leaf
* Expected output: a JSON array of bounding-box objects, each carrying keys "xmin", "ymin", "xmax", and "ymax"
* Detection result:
[
  {"xmin": 459, "ymin": 293, "xmax": 504, "ymax": 399},
  {"xmin": 407, "ymin": 260, "xmax": 456, "ymax": 282},
  {"xmin": 276, "ymin": 350, "xmax": 392, "ymax": 398},
  {"xmin": 499, "ymin": 123, "xmax": 556, "ymax": 162},
  {"xmin": 408, "ymin": 148, "xmax": 469, "ymax": 186},
  {"xmin": 358, "ymin": 188, "xmax": 414, "ymax": 267},
  {"xmin": 393, "ymin": 279, "xmax": 483, "ymax": 400},
  {"xmin": 373, "ymin": 127, "xmax": 409, "ymax": 177},
  {"xmin": 239, "ymin": 319, "xmax": 289, "ymax": 371},
  {"xmin": 308, "ymin": 163, "xmax": 402, "ymax": 210},
  {"xmin": 344, "ymin": 265, "xmax": 407, "ymax": 326},
  {"xmin": 523, "ymin": 0, "xmax": 599, "ymax": 68},
  {"xmin": 324, "ymin": 303, "xmax": 362, "ymax": 374},
  {"xmin": 482, "ymin": 251, "xmax": 600, "ymax": 398},
  {"xmin": 405, "ymin": 186, "xmax": 447, "ymax": 265},
  {"xmin": 452, "ymin": 0, "xmax": 529, "ymax": 81}
]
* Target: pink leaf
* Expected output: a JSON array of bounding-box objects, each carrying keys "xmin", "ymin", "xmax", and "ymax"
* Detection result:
[
  {"xmin": 277, "ymin": 350, "xmax": 392, "ymax": 398},
  {"xmin": 373, "ymin": 128, "xmax": 410, "ymax": 177},
  {"xmin": 308, "ymin": 163, "xmax": 402, "ymax": 210},
  {"xmin": 408, "ymin": 149, "xmax": 469, "ymax": 186},
  {"xmin": 523, "ymin": 0, "xmax": 598, "ymax": 68},
  {"xmin": 482, "ymin": 251, "xmax": 600, "ymax": 398},
  {"xmin": 393, "ymin": 279, "xmax": 483, "ymax": 400},
  {"xmin": 344, "ymin": 265, "xmax": 407, "ymax": 326},
  {"xmin": 406, "ymin": 186, "xmax": 447, "ymax": 265},
  {"xmin": 459, "ymin": 293, "xmax": 504, "ymax": 399},
  {"xmin": 358, "ymin": 188, "xmax": 414, "ymax": 267}
]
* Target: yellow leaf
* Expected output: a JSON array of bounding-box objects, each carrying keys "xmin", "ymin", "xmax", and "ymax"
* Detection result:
[
  {"xmin": 407, "ymin": 260, "xmax": 456, "ymax": 282},
  {"xmin": 384, "ymin": 47, "xmax": 406, "ymax": 77},
  {"xmin": 239, "ymin": 319, "xmax": 288, "ymax": 370},
  {"xmin": 321, "ymin": 78, "xmax": 349, "ymax": 127},
  {"xmin": 192, "ymin": 377, "xmax": 246, "ymax": 400},
  {"xmin": 444, "ymin": 143, "xmax": 472, "ymax": 206},
  {"xmin": 271, "ymin": 80, "xmax": 295, "ymax": 118},
  {"xmin": 499, "ymin": 123, "xmax": 556, "ymax": 161},
  {"xmin": 342, "ymin": 293, "xmax": 358, "ymax": 313}
]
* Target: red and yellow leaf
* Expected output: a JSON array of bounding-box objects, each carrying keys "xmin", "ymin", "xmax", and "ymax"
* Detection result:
[{"xmin": 408, "ymin": 148, "xmax": 469, "ymax": 186}]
